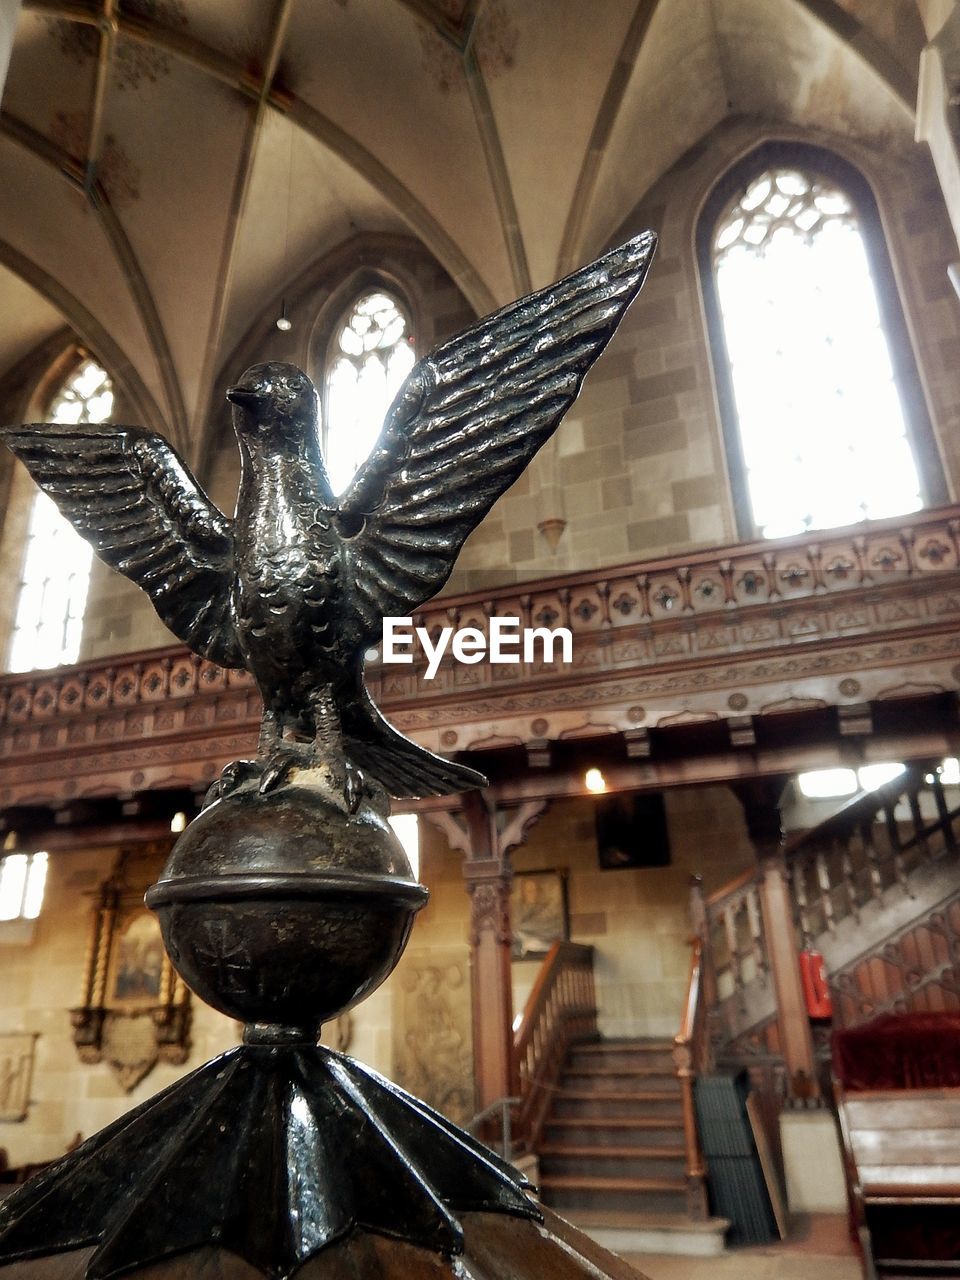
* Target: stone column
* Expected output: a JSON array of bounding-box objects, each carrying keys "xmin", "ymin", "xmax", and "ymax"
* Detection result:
[{"xmin": 917, "ymin": 4, "xmax": 960, "ymax": 255}]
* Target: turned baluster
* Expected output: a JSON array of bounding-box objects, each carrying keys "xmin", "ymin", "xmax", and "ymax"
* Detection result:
[
  {"xmin": 815, "ymin": 848, "xmax": 836, "ymax": 933},
  {"xmin": 745, "ymin": 885, "xmax": 767, "ymax": 983},
  {"xmin": 791, "ymin": 860, "xmax": 814, "ymax": 949},
  {"xmin": 722, "ymin": 903, "xmax": 744, "ymax": 1003},
  {"xmin": 930, "ymin": 771, "xmax": 955, "ymax": 849},
  {"xmin": 861, "ymin": 818, "xmax": 884, "ymax": 900},
  {"xmin": 840, "ymin": 833, "xmax": 861, "ymax": 921},
  {"xmin": 908, "ymin": 785, "xmax": 929, "ymax": 854}
]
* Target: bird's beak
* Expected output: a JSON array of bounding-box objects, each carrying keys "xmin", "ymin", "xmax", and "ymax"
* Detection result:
[{"xmin": 226, "ymin": 385, "xmax": 265, "ymax": 410}]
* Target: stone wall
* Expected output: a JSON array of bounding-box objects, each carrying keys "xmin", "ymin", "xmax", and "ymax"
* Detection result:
[
  {"xmin": 510, "ymin": 786, "xmax": 755, "ymax": 1040},
  {"xmin": 0, "ymin": 844, "xmax": 237, "ymax": 1168},
  {"xmin": 443, "ymin": 118, "xmax": 960, "ymax": 592}
]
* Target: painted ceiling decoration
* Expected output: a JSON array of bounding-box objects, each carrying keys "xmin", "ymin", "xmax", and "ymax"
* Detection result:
[
  {"xmin": 45, "ymin": 0, "xmax": 188, "ymax": 91},
  {"xmin": 49, "ymin": 110, "xmax": 140, "ymax": 206},
  {"xmin": 0, "ymin": 0, "xmax": 925, "ymax": 472},
  {"xmin": 417, "ymin": 0, "xmax": 518, "ymax": 93}
]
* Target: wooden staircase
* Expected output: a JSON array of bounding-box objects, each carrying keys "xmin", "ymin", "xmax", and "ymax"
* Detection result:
[
  {"xmin": 699, "ymin": 764, "xmax": 960, "ymax": 1077},
  {"xmin": 537, "ymin": 1038, "xmax": 690, "ymax": 1218},
  {"xmin": 510, "ymin": 942, "xmax": 720, "ymax": 1251}
]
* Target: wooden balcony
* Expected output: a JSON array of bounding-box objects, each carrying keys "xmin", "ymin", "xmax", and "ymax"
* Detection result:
[{"xmin": 2, "ymin": 505, "xmax": 960, "ymax": 828}]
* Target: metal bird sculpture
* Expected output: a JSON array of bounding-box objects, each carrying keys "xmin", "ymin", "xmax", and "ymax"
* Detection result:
[{"xmin": 1, "ymin": 233, "xmax": 656, "ymax": 807}]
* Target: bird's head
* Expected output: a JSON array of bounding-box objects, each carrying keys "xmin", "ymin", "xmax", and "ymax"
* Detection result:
[{"xmin": 226, "ymin": 363, "xmax": 319, "ymax": 445}]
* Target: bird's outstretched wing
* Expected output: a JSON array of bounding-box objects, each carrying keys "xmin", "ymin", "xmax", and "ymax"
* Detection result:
[
  {"xmin": 1, "ymin": 424, "xmax": 242, "ymax": 668},
  {"xmin": 339, "ymin": 232, "xmax": 656, "ymax": 637}
]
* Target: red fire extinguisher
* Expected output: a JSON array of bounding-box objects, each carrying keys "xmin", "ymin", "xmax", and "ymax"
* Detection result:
[{"xmin": 799, "ymin": 950, "xmax": 833, "ymax": 1019}]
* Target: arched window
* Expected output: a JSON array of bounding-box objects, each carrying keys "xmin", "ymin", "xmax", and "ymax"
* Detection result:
[
  {"xmin": 7, "ymin": 356, "xmax": 114, "ymax": 673},
  {"xmin": 699, "ymin": 143, "xmax": 947, "ymax": 540},
  {"xmin": 323, "ymin": 288, "xmax": 415, "ymax": 496}
]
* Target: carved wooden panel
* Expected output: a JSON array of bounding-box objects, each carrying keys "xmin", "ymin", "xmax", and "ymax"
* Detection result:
[
  {"xmin": 3, "ymin": 506, "xmax": 960, "ymax": 809},
  {"xmin": 0, "ymin": 1032, "xmax": 38, "ymax": 1122},
  {"xmin": 831, "ymin": 892, "xmax": 960, "ymax": 1027}
]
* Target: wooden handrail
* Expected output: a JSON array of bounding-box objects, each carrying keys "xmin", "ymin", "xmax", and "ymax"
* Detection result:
[
  {"xmin": 673, "ymin": 935, "xmax": 709, "ymax": 1219},
  {"xmin": 511, "ymin": 941, "xmax": 597, "ymax": 1153},
  {"xmin": 705, "ymin": 865, "xmax": 757, "ymax": 911},
  {"xmin": 784, "ymin": 764, "xmax": 930, "ymax": 857},
  {"xmin": 512, "ymin": 942, "xmax": 588, "ymax": 1062},
  {"xmin": 677, "ymin": 937, "xmax": 704, "ymax": 1054}
]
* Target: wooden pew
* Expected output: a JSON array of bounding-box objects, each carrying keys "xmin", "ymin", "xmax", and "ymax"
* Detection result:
[{"xmin": 835, "ymin": 1087, "xmax": 960, "ymax": 1278}]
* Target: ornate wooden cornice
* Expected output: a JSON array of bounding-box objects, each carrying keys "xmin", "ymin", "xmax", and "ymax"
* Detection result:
[{"xmin": 3, "ymin": 506, "xmax": 960, "ymax": 819}]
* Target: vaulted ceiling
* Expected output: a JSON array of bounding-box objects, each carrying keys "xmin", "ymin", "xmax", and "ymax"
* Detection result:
[{"xmin": 0, "ymin": 0, "xmax": 926, "ymax": 464}]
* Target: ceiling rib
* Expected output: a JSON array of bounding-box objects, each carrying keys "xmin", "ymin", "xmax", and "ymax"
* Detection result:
[
  {"xmin": 393, "ymin": 0, "xmax": 474, "ymax": 50},
  {"xmin": 0, "ymin": 234, "xmax": 167, "ymax": 433},
  {"xmin": 25, "ymin": 1, "xmax": 494, "ymax": 314},
  {"xmin": 191, "ymin": 0, "xmax": 296, "ymax": 470},
  {"xmin": 0, "ymin": 112, "xmax": 189, "ymax": 450},
  {"xmin": 556, "ymin": 0, "xmax": 662, "ymax": 277},
  {"xmin": 84, "ymin": 0, "xmax": 117, "ymax": 194},
  {"xmin": 394, "ymin": 0, "xmax": 530, "ymax": 297},
  {"xmin": 285, "ymin": 95, "xmax": 494, "ymax": 315},
  {"xmin": 462, "ymin": 39, "xmax": 531, "ymax": 296},
  {"xmin": 791, "ymin": 0, "xmax": 916, "ymax": 111}
]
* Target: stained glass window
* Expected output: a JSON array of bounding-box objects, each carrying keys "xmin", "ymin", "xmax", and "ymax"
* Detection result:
[
  {"xmin": 711, "ymin": 166, "xmax": 924, "ymax": 539},
  {"xmin": 323, "ymin": 290, "xmax": 415, "ymax": 496},
  {"xmin": 7, "ymin": 357, "xmax": 113, "ymax": 673}
]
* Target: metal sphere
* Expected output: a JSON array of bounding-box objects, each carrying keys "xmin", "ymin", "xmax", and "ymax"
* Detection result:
[{"xmin": 146, "ymin": 773, "xmax": 427, "ymax": 1039}]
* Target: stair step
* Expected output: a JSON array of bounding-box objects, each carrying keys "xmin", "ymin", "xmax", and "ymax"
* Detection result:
[
  {"xmin": 552, "ymin": 1095, "xmax": 684, "ymax": 1121},
  {"xmin": 540, "ymin": 1174, "xmax": 686, "ymax": 1193},
  {"xmin": 545, "ymin": 1116, "xmax": 686, "ymax": 1136},
  {"xmin": 573, "ymin": 1040, "xmax": 673, "ymax": 1053},
  {"xmin": 540, "ymin": 1145, "xmax": 687, "ymax": 1181},
  {"xmin": 562, "ymin": 1067, "xmax": 678, "ymax": 1089},
  {"xmin": 555, "ymin": 1089, "xmax": 682, "ymax": 1103},
  {"xmin": 560, "ymin": 1208, "xmax": 730, "ymax": 1257},
  {"xmin": 564, "ymin": 1066, "xmax": 676, "ymax": 1078},
  {"xmin": 539, "ymin": 1144, "xmax": 685, "ymax": 1160},
  {"xmin": 543, "ymin": 1127, "xmax": 683, "ymax": 1149},
  {"xmin": 568, "ymin": 1041, "xmax": 676, "ymax": 1072}
]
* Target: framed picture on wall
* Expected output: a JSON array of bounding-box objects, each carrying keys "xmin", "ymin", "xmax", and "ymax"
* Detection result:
[
  {"xmin": 595, "ymin": 791, "xmax": 670, "ymax": 869},
  {"xmin": 510, "ymin": 869, "xmax": 569, "ymax": 959}
]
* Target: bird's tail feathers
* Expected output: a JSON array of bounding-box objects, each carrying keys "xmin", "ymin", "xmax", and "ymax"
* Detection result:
[{"xmin": 344, "ymin": 690, "xmax": 486, "ymax": 798}]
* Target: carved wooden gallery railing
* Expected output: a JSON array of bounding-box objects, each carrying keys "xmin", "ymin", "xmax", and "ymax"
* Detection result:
[
  {"xmin": 511, "ymin": 942, "xmax": 597, "ymax": 1154},
  {"xmin": 3, "ymin": 504, "xmax": 960, "ymax": 811},
  {"xmin": 698, "ymin": 765, "xmax": 960, "ymax": 1062}
]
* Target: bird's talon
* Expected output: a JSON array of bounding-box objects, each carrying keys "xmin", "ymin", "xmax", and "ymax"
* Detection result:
[
  {"xmin": 259, "ymin": 761, "xmax": 292, "ymax": 794},
  {"xmin": 344, "ymin": 763, "xmax": 364, "ymax": 814},
  {"xmin": 217, "ymin": 759, "xmax": 260, "ymax": 800},
  {"xmin": 258, "ymin": 744, "xmax": 313, "ymax": 794}
]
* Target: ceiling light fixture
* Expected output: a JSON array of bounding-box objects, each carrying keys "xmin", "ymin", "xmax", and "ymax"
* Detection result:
[
  {"xmin": 170, "ymin": 811, "xmax": 187, "ymax": 834},
  {"xmin": 584, "ymin": 767, "xmax": 606, "ymax": 794},
  {"xmin": 276, "ymin": 299, "xmax": 292, "ymax": 333}
]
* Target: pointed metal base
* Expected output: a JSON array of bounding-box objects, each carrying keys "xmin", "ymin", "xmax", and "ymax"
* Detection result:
[{"xmin": 0, "ymin": 1044, "xmax": 539, "ymax": 1279}]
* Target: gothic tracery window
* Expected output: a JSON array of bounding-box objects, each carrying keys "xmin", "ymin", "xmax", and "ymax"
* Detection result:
[
  {"xmin": 701, "ymin": 146, "xmax": 944, "ymax": 540},
  {"xmin": 7, "ymin": 357, "xmax": 114, "ymax": 673},
  {"xmin": 323, "ymin": 289, "xmax": 415, "ymax": 496}
]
